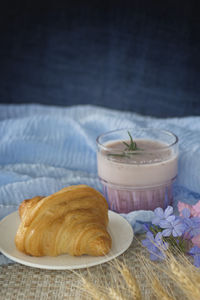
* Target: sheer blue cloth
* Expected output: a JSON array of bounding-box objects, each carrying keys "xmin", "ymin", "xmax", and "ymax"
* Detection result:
[{"xmin": 0, "ymin": 104, "xmax": 199, "ymax": 264}]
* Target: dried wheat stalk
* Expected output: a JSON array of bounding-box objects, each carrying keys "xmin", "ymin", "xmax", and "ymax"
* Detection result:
[
  {"xmin": 151, "ymin": 277, "xmax": 174, "ymax": 300},
  {"xmin": 108, "ymin": 288, "xmax": 125, "ymax": 300},
  {"xmin": 169, "ymin": 257, "xmax": 200, "ymax": 300},
  {"xmin": 116, "ymin": 262, "xmax": 142, "ymax": 300},
  {"xmin": 80, "ymin": 277, "xmax": 109, "ymax": 300},
  {"xmin": 77, "ymin": 246, "xmax": 200, "ymax": 300}
]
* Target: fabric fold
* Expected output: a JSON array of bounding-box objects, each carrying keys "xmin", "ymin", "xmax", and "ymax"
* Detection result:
[{"xmin": 0, "ymin": 104, "xmax": 199, "ymax": 265}]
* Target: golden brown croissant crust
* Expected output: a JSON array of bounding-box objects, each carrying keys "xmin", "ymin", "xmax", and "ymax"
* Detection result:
[{"xmin": 15, "ymin": 185, "xmax": 112, "ymax": 257}]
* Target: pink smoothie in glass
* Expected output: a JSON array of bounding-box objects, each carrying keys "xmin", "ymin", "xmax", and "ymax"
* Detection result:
[{"xmin": 97, "ymin": 138, "xmax": 178, "ymax": 213}]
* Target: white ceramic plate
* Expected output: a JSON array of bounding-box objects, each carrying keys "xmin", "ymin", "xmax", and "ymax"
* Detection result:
[{"xmin": 0, "ymin": 210, "xmax": 133, "ymax": 270}]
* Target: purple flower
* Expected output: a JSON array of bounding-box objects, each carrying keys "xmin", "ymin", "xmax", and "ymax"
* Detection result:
[
  {"xmin": 181, "ymin": 208, "xmax": 190, "ymax": 218},
  {"xmin": 142, "ymin": 232, "xmax": 168, "ymax": 261},
  {"xmin": 181, "ymin": 208, "xmax": 200, "ymax": 238},
  {"xmin": 189, "ymin": 246, "xmax": 200, "ymax": 268},
  {"xmin": 159, "ymin": 217, "xmax": 185, "ymax": 237},
  {"xmin": 143, "ymin": 223, "xmax": 152, "ymax": 232},
  {"xmin": 152, "ymin": 206, "xmax": 174, "ymax": 226}
]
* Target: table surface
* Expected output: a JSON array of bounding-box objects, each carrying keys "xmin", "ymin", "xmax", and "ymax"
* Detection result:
[{"xmin": 0, "ymin": 235, "xmax": 188, "ymax": 300}]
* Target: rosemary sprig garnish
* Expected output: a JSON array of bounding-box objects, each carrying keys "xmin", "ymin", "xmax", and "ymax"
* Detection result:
[
  {"xmin": 123, "ymin": 131, "xmax": 138, "ymax": 151},
  {"xmin": 108, "ymin": 131, "xmax": 141, "ymax": 158}
]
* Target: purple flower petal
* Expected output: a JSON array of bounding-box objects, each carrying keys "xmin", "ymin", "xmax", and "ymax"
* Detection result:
[
  {"xmin": 152, "ymin": 208, "xmax": 164, "ymax": 225},
  {"xmin": 143, "ymin": 223, "xmax": 151, "ymax": 232},
  {"xmin": 182, "ymin": 208, "xmax": 191, "ymax": 218},
  {"xmin": 142, "ymin": 232, "xmax": 155, "ymax": 250},
  {"xmin": 172, "ymin": 228, "xmax": 181, "ymax": 237},
  {"xmin": 189, "ymin": 246, "xmax": 200, "ymax": 255},
  {"xmin": 141, "ymin": 239, "xmax": 149, "ymax": 247},
  {"xmin": 193, "ymin": 218, "xmax": 200, "ymax": 225},
  {"xmin": 194, "ymin": 255, "xmax": 200, "ymax": 268},
  {"xmin": 152, "ymin": 216, "xmax": 162, "ymax": 226},
  {"xmin": 160, "ymin": 220, "xmax": 171, "ymax": 228},
  {"xmin": 155, "ymin": 232, "xmax": 163, "ymax": 243},
  {"xmin": 150, "ymin": 253, "xmax": 160, "ymax": 261},
  {"xmin": 189, "ymin": 246, "xmax": 200, "ymax": 268},
  {"xmin": 167, "ymin": 215, "xmax": 176, "ymax": 223},
  {"xmin": 183, "ymin": 217, "xmax": 200, "ymax": 238},
  {"xmin": 154, "ymin": 207, "xmax": 164, "ymax": 218},
  {"xmin": 172, "ymin": 223, "xmax": 185, "ymax": 237},
  {"xmin": 142, "ymin": 231, "xmax": 168, "ymax": 261},
  {"xmin": 146, "ymin": 231, "xmax": 154, "ymax": 241},
  {"xmin": 164, "ymin": 206, "xmax": 173, "ymax": 218},
  {"xmin": 150, "ymin": 248, "xmax": 166, "ymax": 260},
  {"xmin": 162, "ymin": 228, "xmax": 172, "ymax": 237}
]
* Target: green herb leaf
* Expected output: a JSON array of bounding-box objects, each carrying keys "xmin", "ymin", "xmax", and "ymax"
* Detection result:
[
  {"xmin": 125, "ymin": 131, "xmax": 137, "ymax": 151},
  {"xmin": 107, "ymin": 131, "xmax": 141, "ymax": 158},
  {"xmin": 122, "ymin": 141, "xmax": 130, "ymax": 148},
  {"xmin": 107, "ymin": 153, "xmax": 127, "ymax": 158}
]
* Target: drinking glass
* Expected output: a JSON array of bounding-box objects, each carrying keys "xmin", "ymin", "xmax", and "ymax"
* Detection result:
[{"xmin": 96, "ymin": 128, "xmax": 178, "ymax": 213}]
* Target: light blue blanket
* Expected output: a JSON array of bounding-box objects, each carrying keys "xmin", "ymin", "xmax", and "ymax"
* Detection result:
[{"xmin": 0, "ymin": 104, "xmax": 200, "ymax": 265}]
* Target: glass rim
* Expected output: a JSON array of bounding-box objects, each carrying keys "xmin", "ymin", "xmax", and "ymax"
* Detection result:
[{"xmin": 96, "ymin": 127, "xmax": 178, "ymax": 153}]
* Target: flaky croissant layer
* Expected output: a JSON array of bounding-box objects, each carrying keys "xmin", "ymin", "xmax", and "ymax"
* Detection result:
[{"xmin": 15, "ymin": 185, "xmax": 112, "ymax": 257}]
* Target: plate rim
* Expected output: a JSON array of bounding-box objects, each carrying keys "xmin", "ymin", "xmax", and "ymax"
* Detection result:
[{"xmin": 0, "ymin": 210, "xmax": 134, "ymax": 270}]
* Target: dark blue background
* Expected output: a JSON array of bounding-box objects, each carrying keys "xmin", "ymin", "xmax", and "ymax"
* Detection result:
[{"xmin": 0, "ymin": 1, "xmax": 200, "ymax": 117}]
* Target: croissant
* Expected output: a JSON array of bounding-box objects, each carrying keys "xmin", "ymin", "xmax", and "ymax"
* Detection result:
[{"xmin": 15, "ymin": 185, "xmax": 112, "ymax": 257}]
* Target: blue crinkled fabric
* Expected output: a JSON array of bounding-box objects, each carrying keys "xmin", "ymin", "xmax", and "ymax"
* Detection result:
[{"xmin": 0, "ymin": 104, "xmax": 199, "ymax": 265}]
